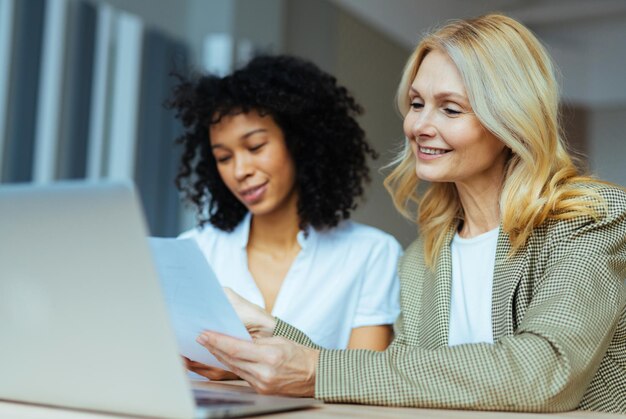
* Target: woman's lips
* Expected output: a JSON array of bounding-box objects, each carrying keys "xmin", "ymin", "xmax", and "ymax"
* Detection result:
[
  {"xmin": 239, "ymin": 183, "xmax": 268, "ymax": 205},
  {"xmin": 417, "ymin": 146, "xmax": 452, "ymax": 160}
]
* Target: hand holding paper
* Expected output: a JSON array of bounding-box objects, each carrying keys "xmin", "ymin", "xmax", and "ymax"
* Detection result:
[{"xmin": 148, "ymin": 238, "xmax": 251, "ymax": 370}]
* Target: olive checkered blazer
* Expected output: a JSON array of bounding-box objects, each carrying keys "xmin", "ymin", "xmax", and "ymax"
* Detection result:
[{"xmin": 274, "ymin": 184, "xmax": 626, "ymax": 412}]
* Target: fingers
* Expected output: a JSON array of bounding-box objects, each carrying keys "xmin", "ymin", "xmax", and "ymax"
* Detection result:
[
  {"xmin": 190, "ymin": 366, "xmax": 239, "ymax": 381},
  {"xmin": 183, "ymin": 357, "xmax": 240, "ymax": 380},
  {"xmin": 186, "ymin": 359, "xmax": 209, "ymax": 369},
  {"xmin": 196, "ymin": 332, "xmax": 280, "ymax": 387},
  {"xmin": 224, "ymin": 288, "xmax": 263, "ymax": 316},
  {"xmin": 220, "ymin": 289, "xmax": 277, "ymax": 339},
  {"xmin": 197, "ymin": 331, "xmax": 266, "ymax": 363},
  {"xmin": 223, "ymin": 287, "xmax": 243, "ymax": 306},
  {"xmin": 196, "ymin": 331, "xmax": 318, "ymax": 397}
]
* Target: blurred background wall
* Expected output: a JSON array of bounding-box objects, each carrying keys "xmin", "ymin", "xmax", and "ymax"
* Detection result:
[{"xmin": 1, "ymin": 0, "xmax": 624, "ymax": 247}]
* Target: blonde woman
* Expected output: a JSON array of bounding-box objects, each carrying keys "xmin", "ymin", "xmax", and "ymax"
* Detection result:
[{"xmin": 194, "ymin": 14, "xmax": 626, "ymax": 412}]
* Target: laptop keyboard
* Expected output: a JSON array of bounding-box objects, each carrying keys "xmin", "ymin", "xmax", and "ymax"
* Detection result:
[{"xmin": 193, "ymin": 390, "xmax": 254, "ymax": 407}]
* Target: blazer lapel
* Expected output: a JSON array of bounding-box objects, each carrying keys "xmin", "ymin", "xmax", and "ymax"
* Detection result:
[
  {"xmin": 418, "ymin": 226, "xmax": 455, "ymax": 349},
  {"xmin": 491, "ymin": 228, "xmax": 529, "ymax": 341},
  {"xmin": 416, "ymin": 226, "xmax": 528, "ymax": 347}
]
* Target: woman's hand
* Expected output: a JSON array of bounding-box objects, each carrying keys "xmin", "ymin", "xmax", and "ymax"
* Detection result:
[
  {"xmin": 224, "ymin": 288, "xmax": 277, "ymax": 339},
  {"xmin": 197, "ymin": 331, "xmax": 319, "ymax": 397},
  {"xmin": 182, "ymin": 357, "xmax": 239, "ymax": 381}
]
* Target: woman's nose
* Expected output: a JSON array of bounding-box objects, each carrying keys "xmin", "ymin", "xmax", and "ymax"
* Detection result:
[
  {"xmin": 233, "ymin": 155, "xmax": 253, "ymax": 180},
  {"xmin": 405, "ymin": 108, "xmax": 436, "ymax": 138}
]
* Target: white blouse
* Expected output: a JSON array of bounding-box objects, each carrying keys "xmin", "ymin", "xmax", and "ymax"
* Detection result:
[
  {"xmin": 180, "ymin": 213, "xmax": 401, "ymax": 349},
  {"xmin": 448, "ymin": 227, "xmax": 499, "ymax": 347}
]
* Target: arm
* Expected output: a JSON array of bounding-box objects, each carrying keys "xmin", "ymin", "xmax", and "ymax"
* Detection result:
[
  {"xmin": 347, "ymin": 325, "xmax": 393, "ymax": 350},
  {"xmin": 347, "ymin": 235, "xmax": 402, "ymax": 351},
  {"xmin": 346, "ymin": 233, "xmax": 401, "ymax": 351}
]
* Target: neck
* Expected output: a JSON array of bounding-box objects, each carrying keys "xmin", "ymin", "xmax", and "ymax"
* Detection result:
[
  {"xmin": 455, "ymin": 178, "xmax": 502, "ymax": 238},
  {"xmin": 248, "ymin": 196, "xmax": 301, "ymax": 254}
]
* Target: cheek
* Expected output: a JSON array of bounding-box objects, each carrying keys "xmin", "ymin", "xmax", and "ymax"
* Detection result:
[
  {"xmin": 484, "ymin": 142, "xmax": 508, "ymax": 168},
  {"xmin": 277, "ymin": 158, "xmax": 297, "ymax": 191},
  {"xmin": 262, "ymin": 152, "xmax": 295, "ymax": 184},
  {"xmin": 403, "ymin": 114, "xmax": 414, "ymax": 138},
  {"xmin": 409, "ymin": 138, "xmax": 418, "ymax": 157},
  {"xmin": 279, "ymin": 158, "xmax": 297, "ymax": 187},
  {"xmin": 457, "ymin": 134, "xmax": 505, "ymax": 169},
  {"xmin": 403, "ymin": 115, "xmax": 419, "ymax": 157},
  {"xmin": 474, "ymin": 130, "xmax": 505, "ymax": 158}
]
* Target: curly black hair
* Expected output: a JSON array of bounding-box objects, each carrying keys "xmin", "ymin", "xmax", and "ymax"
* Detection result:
[{"xmin": 168, "ymin": 54, "xmax": 378, "ymax": 232}]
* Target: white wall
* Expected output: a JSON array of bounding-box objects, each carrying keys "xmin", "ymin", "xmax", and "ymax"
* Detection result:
[
  {"xmin": 589, "ymin": 106, "xmax": 626, "ymax": 186},
  {"xmin": 284, "ymin": 0, "xmax": 416, "ymax": 246},
  {"xmin": 328, "ymin": 0, "xmax": 524, "ymax": 49},
  {"xmin": 533, "ymin": 18, "xmax": 626, "ymax": 107},
  {"xmin": 335, "ymin": 10, "xmax": 416, "ymax": 246},
  {"xmin": 534, "ymin": 18, "xmax": 626, "ymax": 187}
]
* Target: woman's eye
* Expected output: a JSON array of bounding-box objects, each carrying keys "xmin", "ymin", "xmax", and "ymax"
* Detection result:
[
  {"xmin": 249, "ymin": 143, "xmax": 266, "ymax": 152},
  {"xmin": 410, "ymin": 101, "xmax": 424, "ymax": 110},
  {"xmin": 444, "ymin": 107, "xmax": 462, "ymax": 116},
  {"xmin": 215, "ymin": 155, "xmax": 231, "ymax": 163}
]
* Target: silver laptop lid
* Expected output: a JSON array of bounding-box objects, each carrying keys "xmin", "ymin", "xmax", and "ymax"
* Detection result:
[{"xmin": 0, "ymin": 181, "xmax": 195, "ymax": 419}]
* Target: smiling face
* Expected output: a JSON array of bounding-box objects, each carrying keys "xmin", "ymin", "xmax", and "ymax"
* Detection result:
[
  {"xmin": 210, "ymin": 111, "xmax": 298, "ymax": 217},
  {"xmin": 403, "ymin": 49, "xmax": 508, "ymax": 190}
]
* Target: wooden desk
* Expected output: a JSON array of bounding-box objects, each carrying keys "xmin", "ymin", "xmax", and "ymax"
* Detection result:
[{"xmin": 0, "ymin": 380, "xmax": 622, "ymax": 419}]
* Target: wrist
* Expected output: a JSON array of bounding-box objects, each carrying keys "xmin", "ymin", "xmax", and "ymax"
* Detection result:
[
  {"xmin": 305, "ymin": 349, "xmax": 320, "ymax": 397},
  {"xmin": 250, "ymin": 315, "xmax": 277, "ymax": 339},
  {"xmin": 263, "ymin": 315, "xmax": 278, "ymax": 337}
]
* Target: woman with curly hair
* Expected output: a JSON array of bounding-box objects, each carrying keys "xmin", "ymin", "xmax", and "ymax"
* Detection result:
[
  {"xmin": 194, "ymin": 15, "xmax": 626, "ymax": 412},
  {"xmin": 169, "ymin": 55, "xmax": 402, "ymax": 378}
]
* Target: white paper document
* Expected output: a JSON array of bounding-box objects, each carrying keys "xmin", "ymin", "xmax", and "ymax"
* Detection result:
[{"xmin": 148, "ymin": 237, "xmax": 251, "ymax": 370}]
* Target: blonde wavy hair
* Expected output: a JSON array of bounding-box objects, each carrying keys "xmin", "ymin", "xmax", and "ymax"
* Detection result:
[{"xmin": 384, "ymin": 13, "xmax": 604, "ymax": 267}]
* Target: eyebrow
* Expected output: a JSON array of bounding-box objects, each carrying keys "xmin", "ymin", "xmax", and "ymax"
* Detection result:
[
  {"xmin": 211, "ymin": 128, "xmax": 268, "ymax": 149},
  {"xmin": 409, "ymin": 86, "xmax": 468, "ymax": 103}
]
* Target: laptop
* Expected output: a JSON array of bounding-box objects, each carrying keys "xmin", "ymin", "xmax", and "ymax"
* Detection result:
[{"xmin": 0, "ymin": 181, "xmax": 318, "ymax": 418}]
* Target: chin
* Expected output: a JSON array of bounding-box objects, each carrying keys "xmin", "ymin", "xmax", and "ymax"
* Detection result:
[
  {"xmin": 416, "ymin": 172, "xmax": 437, "ymax": 183},
  {"xmin": 416, "ymin": 169, "xmax": 451, "ymax": 183},
  {"xmin": 247, "ymin": 202, "xmax": 274, "ymax": 216}
]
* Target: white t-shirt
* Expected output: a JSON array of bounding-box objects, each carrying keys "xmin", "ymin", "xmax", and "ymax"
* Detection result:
[
  {"xmin": 448, "ymin": 227, "xmax": 499, "ymax": 347},
  {"xmin": 179, "ymin": 213, "xmax": 402, "ymax": 349}
]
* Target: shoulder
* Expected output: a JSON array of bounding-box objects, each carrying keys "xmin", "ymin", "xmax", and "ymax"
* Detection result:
[
  {"xmin": 178, "ymin": 222, "xmax": 222, "ymax": 240},
  {"xmin": 178, "ymin": 219, "xmax": 240, "ymax": 245},
  {"xmin": 547, "ymin": 182, "xmax": 626, "ymax": 233},
  {"xmin": 592, "ymin": 182, "xmax": 626, "ymax": 214},
  {"xmin": 313, "ymin": 221, "xmax": 403, "ymax": 264},
  {"xmin": 530, "ymin": 182, "xmax": 626, "ymax": 258}
]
